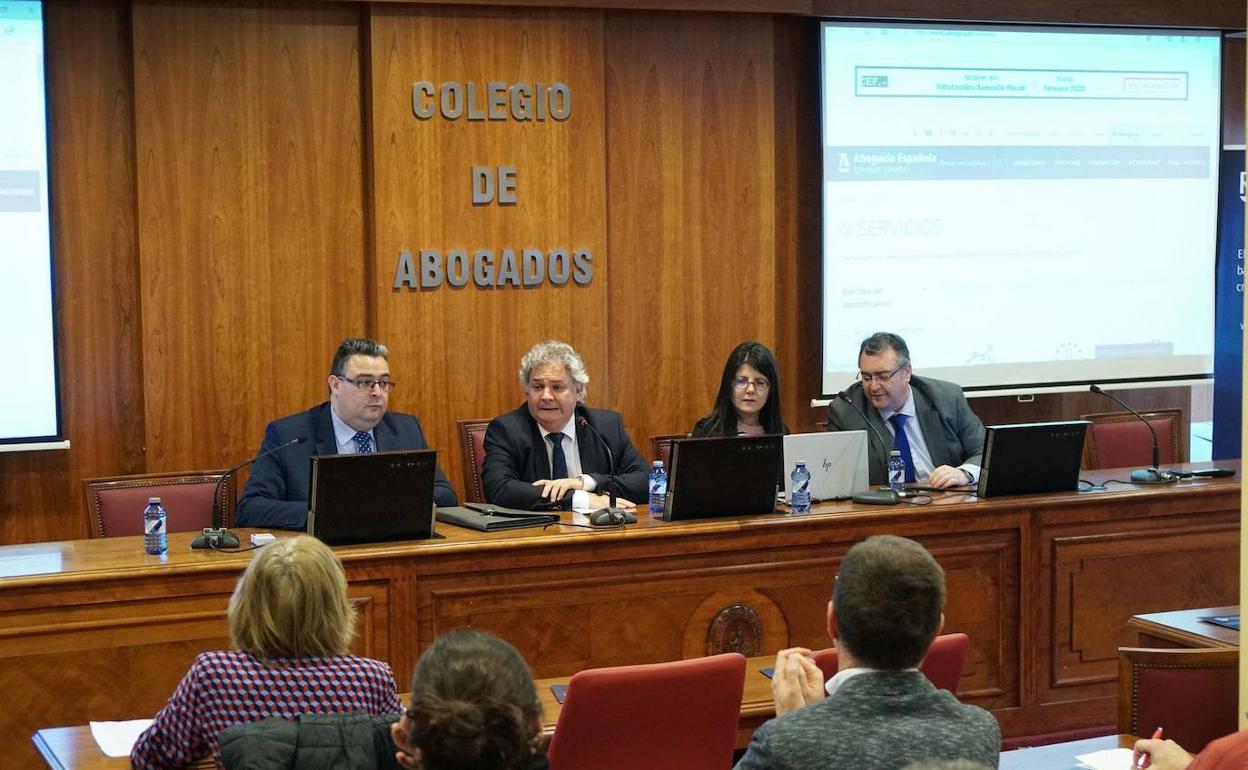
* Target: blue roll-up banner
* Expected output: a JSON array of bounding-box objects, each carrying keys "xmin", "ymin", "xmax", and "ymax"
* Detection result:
[{"xmin": 1212, "ymin": 148, "xmax": 1244, "ymax": 460}]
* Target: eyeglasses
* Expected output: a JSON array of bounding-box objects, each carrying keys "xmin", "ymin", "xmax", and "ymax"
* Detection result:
[
  {"xmin": 337, "ymin": 376, "xmax": 397, "ymax": 392},
  {"xmin": 528, "ymin": 381, "xmax": 573, "ymax": 396},
  {"xmin": 732, "ymin": 376, "xmax": 770, "ymax": 392},
  {"xmin": 857, "ymin": 366, "xmax": 904, "ymax": 384}
]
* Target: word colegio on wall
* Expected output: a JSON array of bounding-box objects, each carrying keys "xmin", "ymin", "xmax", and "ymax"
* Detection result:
[{"xmin": 394, "ymin": 80, "xmax": 593, "ymax": 292}]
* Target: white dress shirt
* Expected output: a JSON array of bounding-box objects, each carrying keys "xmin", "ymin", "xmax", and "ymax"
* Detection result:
[
  {"xmin": 537, "ymin": 415, "xmax": 597, "ymax": 509},
  {"xmin": 330, "ymin": 407, "xmax": 375, "ymax": 454}
]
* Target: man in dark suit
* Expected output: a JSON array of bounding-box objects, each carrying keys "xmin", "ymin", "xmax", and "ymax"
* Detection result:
[
  {"xmin": 827, "ymin": 332, "xmax": 984, "ymax": 489},
  {"xmin": 236, "ymin": 338, "xmax": 456, "ymax": 529},
  {"xmin": 734, "ymin": 536, "xmax": 1000, "ymax": 770},
  {"xmin": 482, "ymin": 340, "xmax": 648, "ymax": 510}
]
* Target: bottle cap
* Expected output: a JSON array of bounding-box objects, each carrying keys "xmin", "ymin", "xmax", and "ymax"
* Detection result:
[
  {"xmin": 652, "ymin": 460, "xmax": 663, "ymax": 467},
  {"xmin": 889, "ymin": 450, "xmax": 901, "ymax": 457},
  {"xmin": 795, "ymin": 460, "xmax": 806, "ymax": 465},
  {"xmin": 148, "ymin": 497, "xmax": 162, "ymax": 504}
]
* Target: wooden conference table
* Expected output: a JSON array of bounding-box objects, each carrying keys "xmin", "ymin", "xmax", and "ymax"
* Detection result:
[
  {"xmin": 1128, "ymin": 605, "xmax": 1240, "ymax": 649},
  {"xmin": 5, "ymin": 464, "xmax": 1240, "ymax": 768}
]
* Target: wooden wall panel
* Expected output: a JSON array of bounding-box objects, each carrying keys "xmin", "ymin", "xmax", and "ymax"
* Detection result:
[
  {"xmin": 605, "ymin": 12, "xmax": 777, "ymax": 449},
  {"xmin": 131, "ymin": 3, "xmax": 367, "ymax": 473},
  {"xmin": 370, "ymin": 6, "xmax": 608, "ymax": 494},
  {"xmin": 0, "ymin": 0, "xmax": 144, "ymax": 546}
]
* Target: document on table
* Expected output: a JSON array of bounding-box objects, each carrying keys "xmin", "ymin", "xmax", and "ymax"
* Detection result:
[
  {"xmin": 90, "ymin": 719, "xmax": 152, "ymax": 757},
  {"xmin": 1076, "ymin": 748, "xmax": 1133, "ymax": 770}
]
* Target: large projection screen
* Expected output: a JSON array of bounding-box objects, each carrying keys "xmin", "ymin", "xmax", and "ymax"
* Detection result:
[
  {"xmin": 820, "ymin": 23, "xmax": 1222, "ymax": 396},
  {"xmin": 0, "ymin": 0, "xmax": 62, "ymax": 448}
]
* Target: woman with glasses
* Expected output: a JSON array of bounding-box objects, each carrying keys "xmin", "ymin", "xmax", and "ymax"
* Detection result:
[
  {"xmin": 692, "ymin": 341, "xmax": 788, "ymax": 437},
  {"xmin": 131, "ymin": 536, "xmax": 404, "ymax": 769},
  {"xmin": 391, "ymin": 630, "xmax": 547, "ymax": 770}
]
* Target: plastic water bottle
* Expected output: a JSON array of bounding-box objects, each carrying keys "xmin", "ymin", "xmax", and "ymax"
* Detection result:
[
  {"xmin": 648, "ymin": 461, "xmax": 667, "ymax": 514},
  {"xmin": 887, "ymin": 450, "xmax": 905, "ymax": 492},
  {"xmin": 144, "ymin": 497, "xmax": 168, "ymax": 554},
  {"xmin": 790, "ymin": 461, "xmax": 811, "ymax": 513}
]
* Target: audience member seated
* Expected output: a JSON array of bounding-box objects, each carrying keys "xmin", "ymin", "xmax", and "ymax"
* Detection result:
[
  {"xmin": 1134, "ymin": 730, "xmax": 1248, "ymax": 770},
  {"xmin": 130, "ymin": 536, "xmax": 403, "ymax": 769},
  {"xmin": 391, "ymin": 629, "xmax": 547, "ymax": 770},
  {"xmin": 691, "ymin": 341, "xmax": 788, "ymax": 437},
  {"xmin": 734, "ymin": 535, "xmax": 1000, "ymax": 770},
  {"xmin": 483, "ymin": 340, "xmax": 647, "ymax": 510}
]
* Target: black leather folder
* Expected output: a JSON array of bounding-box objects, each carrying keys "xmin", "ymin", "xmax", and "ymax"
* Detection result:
[{"xmin": 436, "ymin": 504, "xmax": 559, "ymax": 532}]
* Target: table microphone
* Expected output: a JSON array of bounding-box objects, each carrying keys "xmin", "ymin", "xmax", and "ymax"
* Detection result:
[
  {"xmin": 191, "ymin": 437, "xmax": 305, "ymax": 549},
  {"xmin": 576, "ymin": 407, "xmax": 637, "ymax": 525},
  {"xmin": 1087, "ymin": 384, "xmax": 1175, "ymax": 483},
  {"xmin": 832, "ymin": 390, "xmax": 901, "ymax": 505}
]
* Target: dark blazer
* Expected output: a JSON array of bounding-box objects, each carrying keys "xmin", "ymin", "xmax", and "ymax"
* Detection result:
[
  {"xmin": 482, "ymin": 404, "xmax": 649, "ymax": 510},
  {"xmin": 734, "ymin": 670, "xmax": 1000, "ymax": 770},
  {"xmin": 826, "ymin": 375, "xmax": 985, "ymax": 486},
  {"xmin": 236, "ymin": 402, "xmax": 457, "ymax": 529}
]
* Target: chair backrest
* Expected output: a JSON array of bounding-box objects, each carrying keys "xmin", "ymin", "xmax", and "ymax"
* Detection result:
[
  {"xmin": 547, "ymin": 652, "xmax": 746, "ymax": 770},
  {"xmin": 1118, "ymin": 646, "xmax": 1238, "ymax": 753},
  {"xmin": 649, "ymin": 433, "xmax": 686, "ymax": 467},
  {"xmin": 1080, "ymin": 409, "xmax": 1183, "ymax": 470},
  {"xmin": 810, "ymin": 632, "xmax": 969, "ymax": 693},
  {"xmin": 82, "ymin": 470, "xmax": 234, "ymax": 538},
  {"xmin": 457, "ymin": 419, "xmax": 491, "ymax": 503}
]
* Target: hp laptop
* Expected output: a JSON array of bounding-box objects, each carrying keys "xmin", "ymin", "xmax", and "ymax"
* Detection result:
[
  {"xmin": 307, "ymin": 449, "xmax": 439, "ymax": 545},
  {"xmin": 782, "ymin": 431, "xmax": 869, "ymax": 501},
  {"xmin": 657, "ymin": 435, "xmax": 782, "ymax": 521},
  {"xmin": 977, "ymin": 421, "xmax": 1089, "ymax": 498}
]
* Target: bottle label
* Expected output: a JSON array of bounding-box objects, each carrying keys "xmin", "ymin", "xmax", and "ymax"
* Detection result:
[{"xmin": 145, "ymin": 516, "xmax": 164, "ymax": 535}]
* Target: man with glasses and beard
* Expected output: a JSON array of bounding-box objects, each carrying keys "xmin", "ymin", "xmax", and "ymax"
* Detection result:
[
  {"xmin": 236, "ymin": 337, "xmax": 456, "ymax": 529},
  {"xmin": 827, "ymin": 332, "xmax": 984, "ymax": 489}
]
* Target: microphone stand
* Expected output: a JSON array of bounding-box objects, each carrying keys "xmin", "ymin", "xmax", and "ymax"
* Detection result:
[
  {"xmin": 832, "ymin": 390, "xmax": 903, "ymax": 505},
  {"xmin": 577, "ymin": 409, "xmax": 638, "ymax": 525},
  {"xmin": 1088, "ymin": 384, "xmax": 1176, "ymax": 483},
  {"xmin": 191, "ymin": 437, "xmax": 305, "ymax": 549}
]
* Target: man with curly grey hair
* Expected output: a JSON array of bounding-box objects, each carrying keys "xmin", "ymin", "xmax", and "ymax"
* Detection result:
[{"xmin": 482, "ymin": 340, "xmax": 648, "ymax": 511}]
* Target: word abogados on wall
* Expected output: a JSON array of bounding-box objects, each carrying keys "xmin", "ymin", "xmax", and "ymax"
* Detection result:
[{"xmin": 393, "ymin": 80, "xmax": 593, "ymax": 291}]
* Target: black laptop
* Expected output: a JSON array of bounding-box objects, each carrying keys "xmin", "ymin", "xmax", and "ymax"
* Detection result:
[
  {"xmin": 307, "ymin": 449, "xmax": 439, "ymax": 545},
  {"xmin": 656, "ymin": 435, "xmax": 782, "ymax": 521},
  {"xmin": 977, "ymin": 421, "xmax": 1089, "ymax": 498}
]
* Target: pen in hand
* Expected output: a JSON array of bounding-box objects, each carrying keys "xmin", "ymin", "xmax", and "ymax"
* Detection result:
[{"xmin": 1135, "ymin": 727, "xmax": 1163, "ymax": 769}]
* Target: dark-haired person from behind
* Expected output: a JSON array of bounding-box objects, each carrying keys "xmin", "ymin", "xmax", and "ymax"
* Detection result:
[
  {"xmin": 692, "ymin": 342, "xmax": 788, "ymax": 437},
  {"xmin": 392, "ymin": 630, "xmax": 547, "ymax": 770}
]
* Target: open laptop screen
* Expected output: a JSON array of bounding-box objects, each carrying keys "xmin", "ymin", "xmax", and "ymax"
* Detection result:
[
  {"xmin": 659, "ymin": 435, "xmax": 782, "ymax": 521},
  {"xmin": 308, "ymin": 449, "xmax": 438, "ymax": 545}
]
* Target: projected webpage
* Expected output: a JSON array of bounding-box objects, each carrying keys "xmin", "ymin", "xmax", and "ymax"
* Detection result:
[
  {"xmin": 820, "ymin": 24, "xmax": 1221, "ymax": 394},
  {"xmin": 0, "ymin": 1, "xmax": 59, "ymax": 442}
]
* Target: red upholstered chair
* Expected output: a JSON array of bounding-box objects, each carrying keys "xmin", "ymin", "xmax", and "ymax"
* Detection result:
[
  {"xmin": 1118, "ymin": 646, "xmax": 1238, "ymax": 753},
  {"xmin": 457, "ymin": 418, "xmax": 490, "ymax": 503},
  {"xmin": 82, "ymin": 470, "xmax": 234, "ymax": 538},
  {"xmin": 1080, "ymin": 409, "xmax": 1183, "ymax": 470},
  {"xmin": 810, "ymin": 632, "xmax": 969, "ymax": 693},
  {"xmin": 649, "ymin": 433, "xmax": 685, "ymax": 468},
  {"xmin": 546, "ymin": 653, "xmax": 745, "ymax": 770}
]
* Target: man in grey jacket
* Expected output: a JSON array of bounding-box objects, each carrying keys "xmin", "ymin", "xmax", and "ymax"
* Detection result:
[
  {"xmin": 827, "ymin": 332, "xmax": 984, "ymax": 488},
  {"xmin": 734, "ymin": 536, "xmax": 1000, "ymax": 770}
]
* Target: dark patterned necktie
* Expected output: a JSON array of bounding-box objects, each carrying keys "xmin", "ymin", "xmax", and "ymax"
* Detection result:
[
  {"xmin": 888, "ymin": 414, "xmax": 916, "ymax": 483},
  {"xmin": 548, "ymin": 433, "xmax": 568, "ymax": 479}
]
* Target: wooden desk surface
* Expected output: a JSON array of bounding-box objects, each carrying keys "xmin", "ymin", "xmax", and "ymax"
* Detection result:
[
  {"xmin": 34, "ymin": 656, "xmax": 779, "ymax": 768},
  {"xmin": 1000, "ymin": 734, "xmax": 1138, "ymax": 770},
  {"xmin": 1127, "ymin": 605, "xmax": 1240, "ymax": 649},
  {"xmin": 6, "ymin": 463, "xmax": 1241, "ymax": 768}
]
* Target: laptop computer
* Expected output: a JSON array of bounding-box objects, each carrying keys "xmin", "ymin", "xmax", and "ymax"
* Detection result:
[
  {"xmin": 307, "ymin": 449, "xmax": 440, "ymax": 545},
  {"xmin": 657, "ymin": 435, "xmax": 782, "ymax": 521},
  {"xmin": 782, "ymin": 431, "xmax": 869, "ymax": 501},
  {"xmin": 977, "ymin": 420, "xmax": 1089, "ymax": 498}
]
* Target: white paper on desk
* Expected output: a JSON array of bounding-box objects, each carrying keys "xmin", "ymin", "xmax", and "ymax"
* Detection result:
[
  {"xmin": 1076, "ymin": 748, "xmax": 1133, "ymax": 770},
  {"xmin": 90, "ymin": 719, "xmax": 152, "ymax": 757}
]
